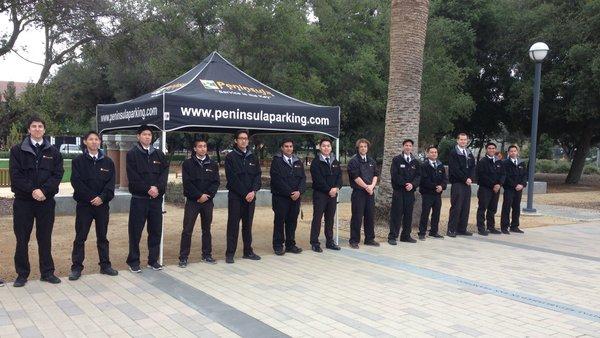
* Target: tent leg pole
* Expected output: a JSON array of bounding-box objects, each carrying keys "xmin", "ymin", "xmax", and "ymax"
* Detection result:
[
  {"xmin": 160, "ymin": 130, "xmax": 167, "ymax": 266},
  {"xmin": 335, "ymin": 138, "xmax": 340, "ymax": 246}
]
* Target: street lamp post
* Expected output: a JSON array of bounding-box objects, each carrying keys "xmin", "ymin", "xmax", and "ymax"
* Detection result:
[{"xmin": 523, "ymin": 42, "xmax": 549, "ymax": 213}]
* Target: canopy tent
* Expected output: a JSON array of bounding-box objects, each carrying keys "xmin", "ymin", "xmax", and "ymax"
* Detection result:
[{"xmin": 96, "ymin": 51, "xmax": 342, "ymax": 264}]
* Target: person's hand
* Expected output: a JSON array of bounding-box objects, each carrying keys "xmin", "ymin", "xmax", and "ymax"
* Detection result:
[
  {"xmin": 90, "ymin": 197, "xmax": 103, "ymax": 206},
  {"xmin": 329, "ymin": 187, "xmax": 338, "ymax": 198},
  {"xmin": 493, "ymin": 184, "xmax": 501, "ymax": 193},
  {"xmin": 32, "ymin": 189, "xmax": 46, "ymax": 201},
  {"xmin": 466, "ymin": 178, "xmax": 472, "ymax": 185},
  {"xmin": 148, "ymin": 186, "xmax": 159, "ymax": 198},
  {"xmin": 198, "ymin": 194, "xmax": 210, "ymax": 203},
  {"xmin": 516, "ymin": 184, "xmax": 524, "ymax": 191},
  {"xmin": 435, "ymin": 185, "xmax": 442, "ymax": 193},
  {"xmin": 245, "ymin": 191, "xmax": 255, "ymax": 202},
  {"xmin": 291, "ymin": 191, "xmax": 300, "ymax": 201},
  {"xmin": 366, "ymin": 185, "xmax": 375, "ymax": 195},
  {"xmin": 405, "ymin": 183, "xmax": 413, "ymax": 191}
]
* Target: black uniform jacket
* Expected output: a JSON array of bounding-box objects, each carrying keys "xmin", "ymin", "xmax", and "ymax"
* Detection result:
[
  {"xmin": 419, "ymin": 160, "xmax": 448, "ymax": 195},
  {"xmin": 310, "ymin": 154, "xmax": 342, "ymax": 194},
  {"xmin": 225, "ymin": 146, "xmax": 262, "ymax": 199},
  {"xmin": 182, "ymin": 155, "xmax": 220, "ymax": 201},
  {"xmin": 126, "ymin": 143, "xmax": 169, "ymax": 198},
  {"xmin": 71, "ymin": 149, "xmax": 116, "ymax": 204},
  {"xmin": 10, "ymin": 137, "xmax": 64, "ymax": 200}
]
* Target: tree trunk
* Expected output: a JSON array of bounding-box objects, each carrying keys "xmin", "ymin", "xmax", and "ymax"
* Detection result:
[
  {"xmin": 376, "ymin": 0, "xmax": 430, "ymax": 224},
  {"xmin": 565, "ymin": 125, "xmax": 593, "ymax": 184}
]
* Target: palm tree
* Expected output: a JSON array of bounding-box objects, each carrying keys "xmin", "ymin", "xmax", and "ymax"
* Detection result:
[{"xmin": 377, "ymin": 0, "xmax": 430, "ymax": 216}]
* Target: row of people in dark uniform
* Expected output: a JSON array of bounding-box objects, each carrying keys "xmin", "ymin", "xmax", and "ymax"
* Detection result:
[{"xmin": 3, "ymin": 118, "xmax": 526, "ymax": 288}]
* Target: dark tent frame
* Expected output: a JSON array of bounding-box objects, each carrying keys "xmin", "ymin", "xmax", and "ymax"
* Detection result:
[{"xmin": 96, "ymin": 51, "xmax": 341, "ymax": 264}]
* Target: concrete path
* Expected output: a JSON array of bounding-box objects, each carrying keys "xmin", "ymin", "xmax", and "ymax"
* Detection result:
[{"xmin": 1, "ymin": 222, "xmax": 599, "ymax": 337}]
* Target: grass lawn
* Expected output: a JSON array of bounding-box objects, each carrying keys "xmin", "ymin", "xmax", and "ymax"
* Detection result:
[{"xmin": 0, "ymin": 159, "xmax": 72, "ymax": 182}]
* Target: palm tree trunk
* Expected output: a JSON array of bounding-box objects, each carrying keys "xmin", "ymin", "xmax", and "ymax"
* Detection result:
[{"xmin": 377, "ymin": 0, "xmax": 430, "ymax": 221}]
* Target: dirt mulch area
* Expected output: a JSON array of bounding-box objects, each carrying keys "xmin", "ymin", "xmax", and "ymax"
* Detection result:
[
  {"xmin": 535, "ymin": 173, "xmax": 600, "ymax": 193},
  {"xmin": 1, "ymin": 196, "xmax": 584, "ymax": 282}
]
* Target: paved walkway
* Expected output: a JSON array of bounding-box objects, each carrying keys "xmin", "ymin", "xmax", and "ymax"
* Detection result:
[{"xmin": 1, "ymin": 222, "xmax": 599, "ymax": 337}]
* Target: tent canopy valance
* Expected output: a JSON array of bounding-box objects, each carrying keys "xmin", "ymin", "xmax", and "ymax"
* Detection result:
[{"xmin": 97, "ymin": 51, "xmax": 340, "ymax": 138}]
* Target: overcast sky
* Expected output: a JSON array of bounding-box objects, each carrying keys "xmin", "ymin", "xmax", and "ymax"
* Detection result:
[{"xmin": 0, "ymin": 14, "xmax": 46, "ymax": 83}]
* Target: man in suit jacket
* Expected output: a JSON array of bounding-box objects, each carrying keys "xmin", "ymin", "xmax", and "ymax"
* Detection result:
[
  {"xmin": 501, "ymin": 145, "xmax": 528, "ymax": 234},
  {"xmin": 475, "ymin": 142, "xmax": 505, "ymax": 235},
  {"xmin": 447, "ymin": 133, "xmax": 476, "ymax": 237},
  {"xmin": 418, "ymin": 145, "xmax": 448, "ymax": 240}
]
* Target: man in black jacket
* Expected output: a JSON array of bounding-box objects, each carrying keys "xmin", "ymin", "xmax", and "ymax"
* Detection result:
[
  {"xmin": 270, "ymin": 138, "xmax": 306, "ymax": 255},
  {"xmin": 447, "ymin": 133, "xmax": 476, "ymax": 237},
  {"xmin": 10, "ymin": 116, "xmax": 64, "ymax": 287},
  {"xmin": 388, "ymin": 139, "xmax": 420, "ymax": 245},
  {"xmin": 418, "ymin": 146, "xmax": 448, "ymax": 240},
  {"xmin": 501, "ymin": 145, "xmax": 527, "ymax": 234},
  {"xmin": 348, "ymin": 138, "xmax": 380, "ymax": 249},
  {"xmin": 178, "ymin": 136, "xmax": 220, "ymax": 267},
  {"xmin": 476, "ymin": 142, "xmax": 504, "ymax": 236},
  {"xmin": 69, "ymin": 131, "xmax": 118, "ymax": 281},
  {"xmin": 310, "ymin": 138, "xmax": 342, "ymax": 252},
  {"xmin": 126, "ymin": 125, "xmax": 170, "ymax": 273},
  {"xmin": 225, "ymin": 130, "xmax": 262, "ymax": 263}
]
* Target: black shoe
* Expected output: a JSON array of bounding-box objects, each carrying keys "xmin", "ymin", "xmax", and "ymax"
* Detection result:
[
  {"xmin": 447, "ymin": 231, "xmax": 457, "ymax": 238},
  {"xmin": 68, "ymin": 270, "xmax": 81, "ymax": 281},
  {"xmin": 41, "ymin": 275, "xmax": 61, "ymax": 284},
  {"xmin": 326, "ymin": 243, "xmax": 341, "ymax": 251},
  {"xmin": 311, "ymin": 245, "xmax": 323, "ymax": 253},
  {"xmin": 457, "ymin": 231, "xmax": 473, "ymax": 236},
  {"xmin": 430, "ymin": 233, "xmax": 444, "ymax": 239},
  {"xmin": 225, "ymin": 256, "xmax": 234, "ymax": 264},
  {"xmin": 418, "ymin": 234, "xmax": 426, "ymax": 241},
  {"xmin": 202, "ymin": 256, "xmax": 217, "ymax": 264},
  {"xmin": 400, "ymin": 237, "xmax": 417, "ymax": 243},
  {"xmin": 178, "ymin": 259, "xmax": 188, "ymax": 268},
  {"xmin": 274, "ymin": 248, "xmax": 285, "ymax": 256},
  {"xmin": 129, "ymin": 265, "xmax": 142, "ymax": 273},
  {"xmin": 13, "ymin": 277, "xmax": 27, "ymax": 288},
  {"xmin": 510, "ymin": 227, "xmax": 524, "ymax": 233},
  {"xmin": 147, "ymin": 262, "xmax": 163, "ymax": 271},
  {"xmin": 100, "ymin": 267, "xmax": 118, "ymax": 276},
  {"xmin": 478, "ymin": 229, "xmax": 489, "ymax": 236},
  {"xmin": 388, "ymin": 239, "xmax": 397, "ymax": 246},
  {"xmin": 364, "ymin": 240, "xmax": 380, "ymax": 247},
  {"xmin": 489, "ymin": 228, "xmax": 502, "ymax": 234},
  {"xmin": 0, "ymin": 278, "xmax": 4, "ymax": 287},
  {"xmin": 501, "ymin": 229, "xmax": 510, "ymax": 234},
  {"xmin": 349, "ymin": 242, "xmax": 359, "ymax": 249},
  {"xmin": 286, "ymin": 246, "xmax": 303, "ymax": 254},
  {"xmin": 243, "ymin": 253, "xmax": 261, "ymax": 260}
]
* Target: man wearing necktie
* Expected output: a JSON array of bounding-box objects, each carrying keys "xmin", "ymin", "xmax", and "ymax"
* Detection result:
[
  {"xmin": 310, "ymin": 138, "xmax": 343, "ymax": 252},
  {"xmin": 475, "ymin": 142, "xmax": 505, "ymax": 235},
  {"xmin": 347, "ymin": 138, "xmax": 380, "ymax": 249},
  {"xmin": 447, "ymin": 133, "xmax": 476, "ymax": 237},
  {"xmin": 418, "ymin": 146, "xmax": 448, "ymax": 240},
  {"xmin": 270, "ymin": 138, "xmax": 306, "ymax": 255},
  {"xmin": 9, "ymin": 117, "xmax": 64, "ymax": 287},
  {"xmin": 178, "ymin": 135, "xmax": 220, "ymax": 267},
  {"xmin": 69, "ymin": 131, "xmax": 118, "ymax": 281},
  {"xmin": 388, "ymin": 139, "xmax": 420, "ymax": 245},
  {"xmin": 125, "ymin": 125, "xmax": 170, "ymax": 273},
  {"xmin": 501, "ymin": 145, "xmax": 528, "ymax": 234}
]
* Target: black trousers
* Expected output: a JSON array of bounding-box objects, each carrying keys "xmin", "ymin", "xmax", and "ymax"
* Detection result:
[
  {"xmin": 448, "ymin": 183, "xmax": 471, "ymax": 234},
  {"xmin": 388, "ymin": 190, "xmax": 415, "ymax": 240},
  {"xmin": 226, "ymin": 195, "xmax": 255, "ymax": 256},
  {"xmin": 419, "ymin": 193, "xmax": 442, "ymax": 236},
  {"xmin": 310, "ymin": 191, "xmax": 337, "ymax": 245},
  {"xmin": 476, "ymin": 186, "xmax": 500, "ymax": 230},
  {"xmin": 349, "ymin": 189, "xmax": 375, "ymax": 244},
  {"xmin": 71, "ymin": 203, "xmax": 111, "ymax": 272},
  {"xmin": 13, "ymin": 199, "xmax": 56, "ymax": 279},
  {"xmin": 179, "ymin": 199, "xmax": 214, "ymax": 260},
  {"xmin": 126, "ymin": 197, "xmax": 163, "ymax": 267},
  {"xmin": 272, "ymin": 195, "xmax": 301, "ymax": 249},
  {"xmin": 501, "ymin": 188, "xmax": 522, "ymax": 229}
]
